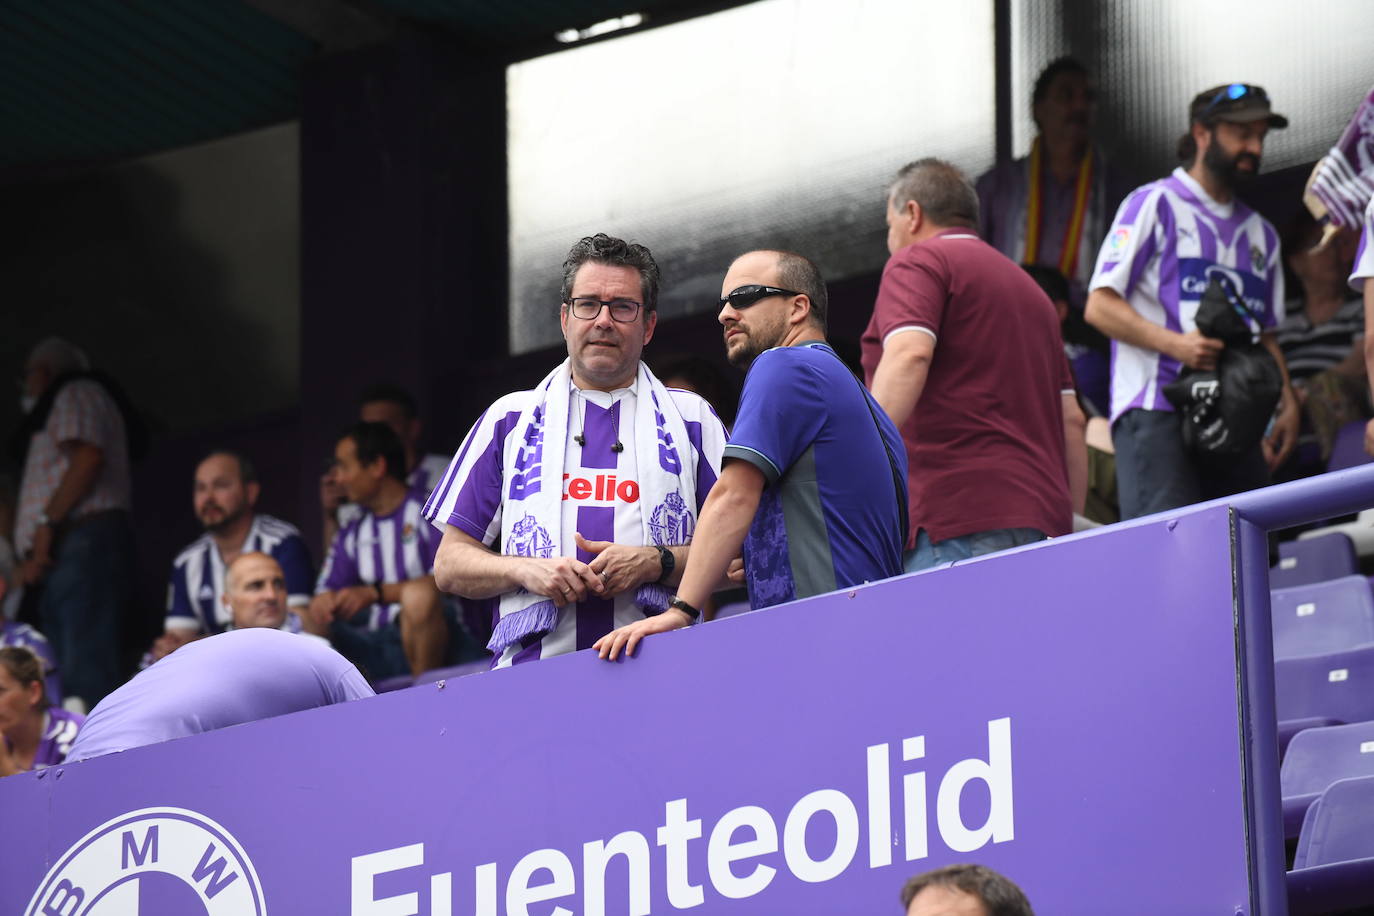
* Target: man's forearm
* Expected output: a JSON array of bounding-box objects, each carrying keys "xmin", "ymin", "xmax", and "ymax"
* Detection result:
[
  {"xmin": 1062, "ymin": 394, "xmax": 1088, "ymax": 515},
  {"xmin": 675, "ymin": 466, "xmax": 763, "ymax": 609},
  {"xmin": 870, "ymin": 335, "xmax": 932, "ymax": 428},
  {"xmin": 1086, "ymin": 287, "xmax": 1180, "ymax": 356},
  {"xmin": 434, "ymin": 533, "xmax": 527, "ymax": 599},
  {"xmin": 46, "ymin": 442, "xmax": 104, "ymax": 523},
  {"xmin": 377, "ymin": 575, "xmax": 438, "ymax": 604}
]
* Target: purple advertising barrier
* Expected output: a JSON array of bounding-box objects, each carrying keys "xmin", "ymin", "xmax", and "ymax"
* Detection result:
[{"xmin": 2, "ymin": 503, "xmax": 1272, "ymax": 914}]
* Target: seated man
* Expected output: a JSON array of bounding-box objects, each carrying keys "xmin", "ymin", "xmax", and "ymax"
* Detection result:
[
  {"xmin": 320, "ymin": 383, "xmax": 453, "ymax": 555},
  {"xmin": 67, "ymin": 628, "xmax": 373, "ymax": 764},
  {"xmin": 596, "ymin": 250, "xmax": 907, "ymax": 660},
  {"xmin": 222, "ymin": 552, "xmax": 327, "ymax": 649},
  {"xmin": 150, "ymin": 450, "xmax": 314, "ymax": 662},
  {"xmin": 309, "ymin": 422, "xmax": 446, "ymax": 679}
]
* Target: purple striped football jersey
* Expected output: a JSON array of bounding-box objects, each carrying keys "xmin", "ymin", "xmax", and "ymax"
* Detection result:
[
  {"xmin": 0, "ymin": 621, "xmax": 63, "ymax": 703},
  {"xmin": 1091, "ymin": 167, "xmax": 1284, "ymax": 422},
  {"xmin": 32, "ymin": 706, "xmax": 83, "ymax": 769},
  {"xmin": 424, "ymin": 381, "xmax": 727, "ymax": 668},
  {"xmin": 1350, "ymin": 197, "xmax": 1374, "ymax": 292},
  {"xmin": 317, "ymin": 492, "xmax": 440, "ymax": 630}
]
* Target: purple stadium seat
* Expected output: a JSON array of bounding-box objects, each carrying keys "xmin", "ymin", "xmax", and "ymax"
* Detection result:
[
  {"xmin": 1294, "ymin": 775, "xmax": 1374, "ymax": 868},
  {"xmin": 1270, "ymin": 575, "xmax": 1374, "ymax": 660},
  {"xmin": 1280, "ymin": 721, "xmax": 1374, "ymax": 839},
  {"xmin": 413, "ymin": 657, "xmax": 492, "ymax": 685},
  {"xmin": 713, "ymin": 601, "xmax": 751, "ymax": 620},
  {"xmin": 1287, "ymin": 776, "xmax": 1374, "ymax": 915},
  {"xmin": 1327, "ymin": 420, "xmax": 1374, "ymax": 473},
  {"xmin": 1270, "ymin": 532, "xmax": 1358, "ymax": 590},
  {"xmin": 373, "ymin": 674, "xmax": 415, "ymax": 694},
  {"xmin": 1276, "ymin": 645, "xmax": 1374, "ymax": 745}
]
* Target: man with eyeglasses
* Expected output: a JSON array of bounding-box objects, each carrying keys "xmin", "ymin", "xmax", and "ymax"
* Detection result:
[
  {"xmin": 426, "ymin": 234, "xmax": 727, "ymax": 668},
  {"xmin": 595, "ymin": 249, "xmax": 907, "ymax": 662},
  {"xmin": 862, "ymin": 159, "xmax": 1081, "ymax": 573},
  {"xmin": 1086, "ymin": 83, "xmax": 1299, "ymax": 519}
]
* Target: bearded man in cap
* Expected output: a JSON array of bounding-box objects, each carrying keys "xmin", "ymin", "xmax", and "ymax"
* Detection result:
[{"xmin": 1086, "ymin": 83, "xmax": 1300, "ymax": 518}]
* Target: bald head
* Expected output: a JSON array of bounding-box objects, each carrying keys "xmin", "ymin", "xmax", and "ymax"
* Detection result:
[{"xmin": 224, "ymin": 552, "xmax": 288, "ymax": 630}]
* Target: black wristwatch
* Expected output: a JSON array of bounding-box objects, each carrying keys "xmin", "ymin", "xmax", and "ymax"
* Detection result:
[
  {"xmin": 667, "ymin": 595, "xmax": 700, "ymax": 621},
  {"xmin": 654, "ymin": 544, "xmax": 675, "ymax": 583}
]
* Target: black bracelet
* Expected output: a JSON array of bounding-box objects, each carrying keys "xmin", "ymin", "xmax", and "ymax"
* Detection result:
[
  {"xmin": 667, "ymin": 596, "xmax": 700, "ymax": 621},
  {"xmin": 373, "ymin": 582, "xmax": 385, "ymax": 604}
]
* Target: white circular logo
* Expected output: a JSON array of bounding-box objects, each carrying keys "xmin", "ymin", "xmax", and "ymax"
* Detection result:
[{"xmin": 26, "ymin": 807, "xmax": 266, "ymax": 915}]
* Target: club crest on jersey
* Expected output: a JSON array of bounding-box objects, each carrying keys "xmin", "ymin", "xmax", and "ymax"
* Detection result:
[
  {"xmin": 649, "ymin": 491, "xmax": 694, "ymax": 546},
  {"xmin": 401, "ymin": 523, "xmax": 416, "ymax": 544},
  {"xmin": 508, "ymin": 514, "xmax": 554, "ymax": 559},
  {"xmin": 26, "ymin": 807, "xmax": 266, "ymax": 916},
  {"xmin": 1250, "ymin": 244, "xmax": 1264, "ymax": 273}
]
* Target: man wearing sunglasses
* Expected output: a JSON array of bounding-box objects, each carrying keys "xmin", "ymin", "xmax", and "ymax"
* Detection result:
[
  {"xmin": 595, "ymin": 250, "xmax": 907, "ymax": 662},
  {"xmin": 862, "ymin": 158, "xmax": 1081, "ymax": 573},
  {"xmin": 1085, "ymin": 84, "xmax": 1299, "ymax": 519},
  {"xmin": 425, "ymin": 234, "xmax": 727, "ymax": 668}
]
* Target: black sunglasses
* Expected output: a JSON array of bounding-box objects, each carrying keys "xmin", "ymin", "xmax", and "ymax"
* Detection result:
[{"xmin": 718, "ymin": 285, "xmax": 802, "ymax": 310}]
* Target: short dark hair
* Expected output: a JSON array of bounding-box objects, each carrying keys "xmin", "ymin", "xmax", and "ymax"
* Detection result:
[
  {"xmin": 900, "ymin": 864, "xmax": 1034, "ymax": 916},
  {"xmin": 561, "ymin": 233, "xmax": 661, "ymax": 313},
  {"xmin": 0, "ymin": 646, "xmax": 48, "ymax": 709},
  {"xmin": 889, "ymin": 158, "xmax": 979, "ymax": 230},
  {"xmin": 1031, "ymin": 56, "xmax": 1089, "ymax": 125},
  {"xmin": 341, "ymin": 421, "xmax": 407, "ymax": 483},
  {"xmin": 771, "ymin": 250, "xmax": 829, "ymax": 333},
  {"xmin": 1021, "ymin": 264, "xmax": 1071, "ymax": 305},
  {"xmin": 200, "ymin": 449, "xmax": 258, "ymax": 486},
  {"xmin": 358, "ymin": 382, "xmax": 418, "ymax": 420}
]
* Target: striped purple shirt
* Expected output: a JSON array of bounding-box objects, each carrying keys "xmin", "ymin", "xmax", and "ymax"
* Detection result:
[
  {"xmin": 424, "ymin": 380, "xmax": 727, "ymax": 668},
  {"xmin": 32, "ymin": 707, "xmax": 84, "ymax": 769},
  {"xmin": 1090, "ymin": 167, "xmax": 1284, "ymax": 421},
  {"xmin": 317, "ymin": 492, "xmax": 440, "ymax": 631}
]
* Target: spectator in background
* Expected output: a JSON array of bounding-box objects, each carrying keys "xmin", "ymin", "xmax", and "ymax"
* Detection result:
[
  {"xmin": 1353, "ymin": 198, "xmax": 1374, "ymax": 455},
  {"xmin": 321, "ymin": 383, "xmax": 452, "ymax": 555},
  {"xmin": 864, "ymin": 159, "xmax": 1083, "ymax": 572},
  {"xmin": 149, "ymin": 450, "xmax": 314, "ymax": 662},
  {"xmin": 310, "ymin": 422, "xmax": 446, "ymax": 679},
  {"xmin": 1086, "ymin": 84, "xmax": 1299, "ymax": 518},
  {"xmin": 68, "ymin": 628, "xmax": 372, "ymax": 764},
  {"xmin": 976, "ymin": 57, "xmax": 1132, "ymax": 313},
  {"xmin": 1275, "ymin": 209, "xmax": 1368, "ymax": 477},
  {"xmin": 597, "ymin": 250, "xmax": 907, "ymax": 660},
  {"xmin": 0, "ymin": 646, "xmax": 83, "ymax": 776},
  {"xmin": 900, "ymin": 863, "xmax": 1035, "ymax": 916},
  {"xmin": 223, "ymin": 553, "xmax": 328, "ymax": 650},
  {"xmin": 0, "ymin": 542, "xmax": 62, "ymax": 702},
  {"xmin": 11, "ymin": 337, "xmax": 140, "ymax": 707},
  {"xmin": 428, "ymin": 234, "xmax": 727, "ymax": 669},
  {"xmin": 652, "ymin": 353, "xmax": 739, "ymax": 428}
]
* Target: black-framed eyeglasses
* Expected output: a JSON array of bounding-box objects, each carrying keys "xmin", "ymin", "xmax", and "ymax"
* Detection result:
[
  {"xmin": 718, "ymin": 285, "xmax": 802, "ymax": 310},
  {"xmin": 565, "ymin": 297, "xmax": 643, "ymax": 322},
  {"xmin": 1200, "ymin": 83, "xmax": 1267, "ymax": 118}
]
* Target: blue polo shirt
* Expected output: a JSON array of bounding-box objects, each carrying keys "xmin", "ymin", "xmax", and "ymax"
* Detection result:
[{"xmin": 725, "ymin": 342, "xmax": 907, "ymax": 609}]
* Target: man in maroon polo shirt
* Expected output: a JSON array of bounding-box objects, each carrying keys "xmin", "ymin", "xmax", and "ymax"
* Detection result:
[{"xmin": 861, "ymin": 157, "xmax": 1085, "ymax": 573}]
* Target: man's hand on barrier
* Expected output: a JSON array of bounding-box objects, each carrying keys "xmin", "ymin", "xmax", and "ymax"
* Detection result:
[
  {"xmin": 517, "ymin": 555, "xmax": 605, "ymax": 607},
  {"xmin": 594, "ymin": 608, "xmax": 693, "ymax": 661},
  {"xmin": 575, "ymin": 532, "xmax": 658, "ymax": 597},
  {"xmin": 1263, "ymin": 387, "xmax": 1300, "ymax": 471},
  {"xmin": 1171, "ymin": 329, "xmax": 1225, "ymax": 371}
]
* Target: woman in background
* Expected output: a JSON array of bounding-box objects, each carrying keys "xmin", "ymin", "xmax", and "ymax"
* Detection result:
[{"xmin": 0, "ymin": 646, "xmax": 82, "ymax": 775}]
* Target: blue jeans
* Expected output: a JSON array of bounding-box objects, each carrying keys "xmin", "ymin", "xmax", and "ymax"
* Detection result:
[
  {"xmin": 1113, "ymin": 408, "xmax": 1270, "ymax": 520},
  {"xmin": 904, "ymin": 527, "xmax": 1046, "ymax": 573},
  {"xmin": 40, "ymin": 511, "xmax": 134, "ymax": 705}
]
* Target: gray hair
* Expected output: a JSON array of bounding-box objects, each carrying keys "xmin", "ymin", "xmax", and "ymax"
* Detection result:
[
  {"xmin": 888, "ymin": 158, "xmax": 979, "ymax": 230},
  {"xmin": 27, "ymin": 337, "xmax": 90, "ymax": 375},
  {"xmin": 560, "ymin": 234, "xmax": 661, "ymax": 312}
]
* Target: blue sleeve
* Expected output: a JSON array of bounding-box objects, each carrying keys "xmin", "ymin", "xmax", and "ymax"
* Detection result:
[
  {"xmin": 723, "ymin": 350, "xmax": 827, "ymax": 485},
  {"xmin": 273, "ymin": 535, "xmax": 316, "ymax": 606},
  {"xmin": 165, "ymin": 564, "xmax": 199, "ymax": 629}
]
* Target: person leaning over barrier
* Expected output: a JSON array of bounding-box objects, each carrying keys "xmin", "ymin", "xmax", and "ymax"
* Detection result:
[{"xmin": 596, "ymin": 249, "xmax": 907, "ymax": 661}]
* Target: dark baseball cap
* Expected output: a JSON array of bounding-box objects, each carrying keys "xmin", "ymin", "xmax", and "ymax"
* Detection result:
[{"xmin": 1190, "ymin": 83, "xmax": 1289, "ymax": 128}]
